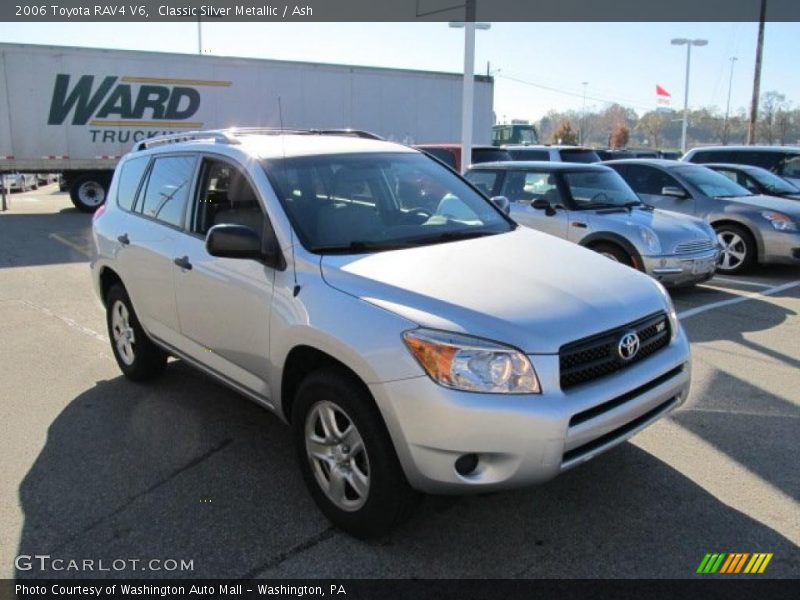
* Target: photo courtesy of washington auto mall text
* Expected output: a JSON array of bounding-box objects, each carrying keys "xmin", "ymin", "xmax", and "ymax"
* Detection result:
[{"xmin": 0, "ymin": 0, "xmax": 799, "ymax": 599}]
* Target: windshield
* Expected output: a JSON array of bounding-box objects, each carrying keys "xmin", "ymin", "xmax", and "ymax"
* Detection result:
[
  {"xmin": 264, "ymin": 152, "xmax": 514, "ymax": 253},
  {"xmin": 517, "ymin": 128, "xmax": 537, "ymax": 144},
  {"xmin": 562, "ymin": 170, "xmax": 641, "ymax": 208},
  {"xmin": 674, "ymin": 166, "xmax": 752, "ymax": 198},
  {"xmin": 749, "ymin": 168, "xmax": 800, "ymax": 194}
]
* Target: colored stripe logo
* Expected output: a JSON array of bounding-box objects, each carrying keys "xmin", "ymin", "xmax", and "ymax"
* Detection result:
[{"xmin": 697, "ymin": 553, "xmax": 773, "ymax": 574}]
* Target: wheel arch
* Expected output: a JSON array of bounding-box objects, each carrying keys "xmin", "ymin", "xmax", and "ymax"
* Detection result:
[{"xmin": 579, "ymin": 231, "xmax": 645, "ymax": 270}]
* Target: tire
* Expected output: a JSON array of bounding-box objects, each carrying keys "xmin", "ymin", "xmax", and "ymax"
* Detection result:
[
  {"xmin": 70, "ymin": 174, "xmax": 108, "ymax": 212},
  {"xmin": 591, "ymin": 242, "xmax": 634, "ymax": 267},
  {"xmin": 714, "ymin": 223, "xmax": 755, "ymax": 275},
  {"xmin": 292, "ymin": 368, "xmax": 420, "ymax": 538},
  {"xmin": 105, "ymin": 283, "xmax": 167, "ymax": 381}
]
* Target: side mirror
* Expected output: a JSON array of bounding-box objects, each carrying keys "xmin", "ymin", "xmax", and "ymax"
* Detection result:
[
  {"xmin": 532, "ymin": 198, "xmax": 557, "ymax": 216},
  {"xmin": 661, "ymin": 186, "xmax": 688, "ymax": 198},
  {"xmin": 206, "ymin": 224, "xmax": 263, "ymax": 260},
  {"xmin": 490, "ymin": 196, "xmax": 511, "ymax": 214}
]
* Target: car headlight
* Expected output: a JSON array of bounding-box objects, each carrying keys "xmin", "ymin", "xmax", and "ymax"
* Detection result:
[
  {"xmin": 638, "ymin": 226, "xmax": 662, "ymax": 254},
  {"xmin": 761, "ymin": 211, "xmax": 798, "ymax": 232},
  {"xmin": 654, "ymin": 282, "xmax": 679, "ymax": 341},
  {"xmin": 403, "ymin": 328, "xmax": 541, "ymax": 394}
]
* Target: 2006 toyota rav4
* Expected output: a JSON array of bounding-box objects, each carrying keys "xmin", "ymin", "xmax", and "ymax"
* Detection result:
[{"xmin": 91, "ymin": 129, "xmax": 691, "ymax": 537}]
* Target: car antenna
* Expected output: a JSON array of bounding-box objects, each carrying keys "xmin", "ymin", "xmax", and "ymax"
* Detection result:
[{"xmin": 278, "ymin": 96, "xmax": 301, "ymax": 298}]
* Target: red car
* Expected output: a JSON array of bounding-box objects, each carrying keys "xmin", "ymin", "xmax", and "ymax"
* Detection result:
[{"xmin": 414, "ymin": 144, "xmax": 512, "ymax": 172}]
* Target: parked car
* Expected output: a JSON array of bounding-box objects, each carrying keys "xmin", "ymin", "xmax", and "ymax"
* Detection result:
[
  {"xmin": 606, "ymin": 159, "xmax": 800, "ymax": 274},
  {"xmin": 414, "ymin": 144, "xmax": 512, "ymax": 172},
  {"xmin": 1, "ymin": 172, "xmax": 37, "ymax": 192},
  {"xmin": 465, "ymin": 162, "xmax": 719, "ymax": 287},
  {"xmin": 658, "ymin": 151, "xmax": 681, "ymax": 160},
  {"xmin": 704, "ymin": 163, "xmax": 800, "ymax": 201},
  {"xmin": 36, "ymin": 173, "xmax": 59, "ymax": 186},
  {"xmin": 682, "ymin": 145, "xmax": 800, "ymax": 187},
  {"xmin": 92, "ymin": 129, "xmax": 691, "ymax": 537},
  {"xmin": 503, "ymin": 144, "xmax": 600, "ymax": 163}
]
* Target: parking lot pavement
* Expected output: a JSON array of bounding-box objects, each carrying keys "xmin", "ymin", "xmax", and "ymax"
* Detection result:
[{"xmin": 1, "ymin": 191, "xmax": 798, "ymax": 579}]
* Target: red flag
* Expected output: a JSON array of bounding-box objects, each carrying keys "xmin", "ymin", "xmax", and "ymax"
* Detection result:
[{"xmin": 656, "ymin": 85, "xmax": 671, "ymax": 97}]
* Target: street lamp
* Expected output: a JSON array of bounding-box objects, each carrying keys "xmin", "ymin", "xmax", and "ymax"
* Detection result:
[
  {"xmin": 450, "ymin": 17, "xmax": 491, "ymax": 173},
  {"xmin": 580, "ymin": 81, "xmax": 588, "ymax": 145},
  {"xmin": 723, "ymin": 57, "xmax": 738, "ymax": 144},
  {"xmin": 671, "ymin": 37, "xmax": 708, "ymax": 154}
]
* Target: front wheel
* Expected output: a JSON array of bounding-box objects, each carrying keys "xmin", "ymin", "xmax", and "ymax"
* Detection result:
[
  {"xmin": 292, "ymin": 369, "xmax": 419, "ymax": 538},
  {"xmin": 105, "ymin": 284, "xmax": 167, "ymax": 380},
  {"xmin": 714, "ymin": 224, "xmax": 755, "ymax": 274},
  {"xmin": 591, "ymin": 242, "xmax": 634, "ymax": 267}
]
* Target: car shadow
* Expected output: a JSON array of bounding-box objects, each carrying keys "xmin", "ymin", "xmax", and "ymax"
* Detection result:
[{"xmin": 16, "ymin": 362, "xmax": 799, "ymax": 579}]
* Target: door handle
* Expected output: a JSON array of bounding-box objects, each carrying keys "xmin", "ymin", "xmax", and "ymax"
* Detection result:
[
  {"xmin": 571, "ymin": 222, "xmax": 588, "ymax": 228},
  {"xmin": 173, "ymin": 256, "xmax": 192, "ymax": 270},
  {"xmin": 117, "ymin": 233, "xmax": 130, "ymax": 245}
]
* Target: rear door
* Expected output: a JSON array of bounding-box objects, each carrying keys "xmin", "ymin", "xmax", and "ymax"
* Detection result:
[
  {"xmin": 115, "ymin": 153, "xmax": 197, "ymax": 349},
  {"xmin": 172, "ymin": 156, "xmax": 276, "ymax": 401},
  {"xmin": 504, "ymin": 170, "xmax": 569, "ymax": 238}
]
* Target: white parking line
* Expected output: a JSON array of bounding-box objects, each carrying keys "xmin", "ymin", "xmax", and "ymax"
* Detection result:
[
  {"xmin": 16, "ymin": 298, "xmax": 108, "ymax": 343},
  {"xmin": 678, "ymin": 281, "xmax": 800, "ymax": 320},
  {"xmin": 708, "ymin": 276, "xmax": 773, "ymax": 289}
]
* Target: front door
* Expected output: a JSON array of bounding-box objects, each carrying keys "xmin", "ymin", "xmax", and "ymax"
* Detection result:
[
  {"xmin": 173, "ymin": 157, "xmax": 276, "ymax": 402},
  {"xmin": 504, "ymin": 170, "xmax": 570, "ymax": 238}
]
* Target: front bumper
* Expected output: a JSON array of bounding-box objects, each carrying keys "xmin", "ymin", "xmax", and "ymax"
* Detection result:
[
  {"xmin": 641, "ymin": 249, "xmax": 719, "ymax": 287},
  {"xmin": 760, "ymin": 229, "xmax": 800, "ymax": 265},
  {"xmin": 369, "ymin": 328, "xmax": 691, "ymax": 494}
]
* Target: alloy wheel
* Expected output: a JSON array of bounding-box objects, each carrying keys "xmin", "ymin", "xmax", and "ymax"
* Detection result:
[
  {"xmin": 305, "ymin": 400, "xmax": 370, "ymax": 512},
  {"xmin": 717, "ymin": 231, "xmax": 747, "ymax": 271},
  {"xmin": 111, "ymin": 300, "xmax": 136, "ymax": 366}
]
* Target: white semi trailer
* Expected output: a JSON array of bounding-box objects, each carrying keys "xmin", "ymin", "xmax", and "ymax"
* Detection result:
[{"xmin": 0, "ymin": 43, "xmax": 494, "ymax": 211}]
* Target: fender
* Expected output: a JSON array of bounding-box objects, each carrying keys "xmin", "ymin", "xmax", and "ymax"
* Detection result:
[{"xmin": 579, "ymin": 231, "xmax": 645, "ymax": 270}]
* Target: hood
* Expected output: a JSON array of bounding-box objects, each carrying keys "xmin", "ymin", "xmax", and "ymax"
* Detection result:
[
  {"xmin": 592, "ymin": 206, "xmax": 711, "ymax": 238},
  {"xmin": 724, "ymin": 194, "xmax": 800, "ymax": 216},
  {"xmin": 320, "ymin": 228, "xmax": 667, "ymax": 354}
]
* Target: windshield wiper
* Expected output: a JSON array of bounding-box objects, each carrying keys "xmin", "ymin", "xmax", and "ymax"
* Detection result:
[
  {"xmin": 310, "ymin": 240, "xmax": 410, "ymax": 254},
  {"xmin": 401, "ymin": 229, "xmax": 500, "ymax": 246}
]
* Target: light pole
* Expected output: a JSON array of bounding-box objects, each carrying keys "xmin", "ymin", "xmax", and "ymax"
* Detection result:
[
  {"xmin": 197, "ymin": 18, "xmax": 202, "ymax": 55},
  {"xmin": 450, "ymin": 6, "xmax": 490, "ymax": 173},
  {"xmin": 671, "ymin": 37, "xmax": 708, "ymax": 154},
  {"xmin": 723, "ymin": 56, "xmax": 738, "ymax": 144},
  {"xmin": 580, "ymin": 81, "xmax": 588, "ymax": 145}
]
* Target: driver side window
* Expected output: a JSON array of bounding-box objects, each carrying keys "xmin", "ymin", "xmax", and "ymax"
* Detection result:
[{"xmin": 192, "ymin": 159, "xmax": 265, "ymax": 238}]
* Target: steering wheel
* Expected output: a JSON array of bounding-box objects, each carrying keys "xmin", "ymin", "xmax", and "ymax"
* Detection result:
[{"xmin": 406, "ymin": 207, "xmax": 433, "ymax": 219}]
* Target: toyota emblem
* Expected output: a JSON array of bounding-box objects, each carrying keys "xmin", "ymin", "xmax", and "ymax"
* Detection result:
[{"xmin": 618, "ymin": 331, "xmax": 640, "ymax": 361}]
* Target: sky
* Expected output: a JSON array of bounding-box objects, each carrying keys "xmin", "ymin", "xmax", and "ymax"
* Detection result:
[{"xmin": 0, "ymin": 21, "xmax": 797, "ymax": 122}]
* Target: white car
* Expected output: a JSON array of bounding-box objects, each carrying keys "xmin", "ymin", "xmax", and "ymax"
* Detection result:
[{"xmin": 1, "ymin": 172, "xmax": 37, "ymax": 192}]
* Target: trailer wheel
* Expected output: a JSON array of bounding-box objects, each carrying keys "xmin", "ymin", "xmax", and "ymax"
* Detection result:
[{"xmin": 70, "ymin": 175, "xmax": 108, "ymax": 212}]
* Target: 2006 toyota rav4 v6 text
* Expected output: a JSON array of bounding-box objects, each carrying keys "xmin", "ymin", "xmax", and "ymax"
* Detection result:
[{"xmin": 91, "ymin": 129, "xmax": 691, "ymax": 537}]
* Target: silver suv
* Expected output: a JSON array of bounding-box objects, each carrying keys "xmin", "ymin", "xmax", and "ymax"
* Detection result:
[
  {"xmin": 91, "ymin": 129, "xmax": 691, "ymax": 537},
  {"xmin": 465, "ymin": 162, "xmax": 720, "ymax": 287}
]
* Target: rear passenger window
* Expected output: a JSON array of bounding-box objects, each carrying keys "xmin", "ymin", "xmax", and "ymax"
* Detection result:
[
  {"xmin": 140, "ymin": 155, "xmax": 196, "ymax": 228},
  {"xmin": 115, "ymin": 156, "xmax": 149, "ymax": 211}
]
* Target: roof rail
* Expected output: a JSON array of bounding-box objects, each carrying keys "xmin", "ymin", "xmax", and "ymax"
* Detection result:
[
  {"xmin": 134, "ymin": 127, "xmax": 384, "ymax": 151},
  {"xmin": 134, "ymin": 130, "xmax": 240, "ymax": 151}
]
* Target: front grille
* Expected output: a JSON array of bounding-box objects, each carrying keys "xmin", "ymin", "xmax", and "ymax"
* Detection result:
[
  {"xmin": 674, "ymin": 239, "xmax": 715, "ymax": 254},
  {"xmin": 559, "ymin": 312, "xmax": 670, "ymax": 390}
]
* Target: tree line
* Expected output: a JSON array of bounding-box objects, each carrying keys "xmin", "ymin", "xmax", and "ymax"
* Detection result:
[{"xmin": 536, "ymin": 91, "xmax": 797, "ymax": 150}]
